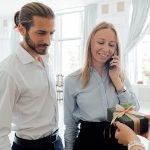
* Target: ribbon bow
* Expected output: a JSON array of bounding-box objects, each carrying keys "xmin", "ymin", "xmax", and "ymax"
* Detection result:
[{"xmin": 111, "ymin": 104, "xmax": 144, "ymax": 133}]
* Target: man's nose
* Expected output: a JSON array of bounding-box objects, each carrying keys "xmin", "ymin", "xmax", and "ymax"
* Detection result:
[{"xmin": 45, "ymin": 34, "xmax": 52, "ymax": 45}]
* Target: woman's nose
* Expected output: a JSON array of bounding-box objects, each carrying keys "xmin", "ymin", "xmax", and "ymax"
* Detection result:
[{"xmin": 103, "ymin": 43, "xmax": 109, "ymax": 52}]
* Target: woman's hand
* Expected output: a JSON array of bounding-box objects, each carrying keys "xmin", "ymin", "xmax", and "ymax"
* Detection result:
[
  {"xmin": 115, "ymin": 121, "xmax": 139, "ymax": 145},
  {"xmin": 109, "ymin": 55, "xmax": 124, "ymax": 92},
  {"xmin": 109, "ymin": 55, "xmax": 120, "ymax": 79}
]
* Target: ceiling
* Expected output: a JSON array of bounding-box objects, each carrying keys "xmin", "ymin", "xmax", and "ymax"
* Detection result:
[{"xmin": 0, "ymin": 0, "xmax": 100, "ymax": 16}]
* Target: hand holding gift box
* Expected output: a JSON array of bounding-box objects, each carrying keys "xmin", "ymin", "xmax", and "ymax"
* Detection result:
[{"xmin": 107, "ymin": 102, "xmax": 149, "ymax": 134}]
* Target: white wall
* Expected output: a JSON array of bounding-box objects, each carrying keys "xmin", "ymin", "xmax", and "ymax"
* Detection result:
[
  {"xmin": 97, "ymin": 0, "xmax": 131, "ymax": 52},
  {"xmin": 132, "ymin": 85, "xmax": 150, "ymax": 113}
]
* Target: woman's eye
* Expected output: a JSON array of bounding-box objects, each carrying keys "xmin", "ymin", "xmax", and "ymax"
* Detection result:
[
  {"xmin": 97, "ymin": 41, "xmax": 104, "ymax": 44},
  {"xmin": 109, "ymin": 43, "xmax": 116, "ymax": 48},
  {"xmin": 109, "ymin": 44, "xmax": 115, "ymax": 47}
]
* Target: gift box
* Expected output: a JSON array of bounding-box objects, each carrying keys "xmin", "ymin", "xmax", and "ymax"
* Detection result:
[{"xmin": 107, "ymin": 104, "xmax": 149, "ymax": 134}]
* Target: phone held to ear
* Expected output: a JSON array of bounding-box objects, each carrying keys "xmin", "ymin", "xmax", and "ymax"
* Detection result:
[
  {"xmin": 108, "ymin": 57, "xmax": 116, "ymax": 70},
  {"xmin": 108, "ymin": 51, "xmax": 118, "ymax": 70}
]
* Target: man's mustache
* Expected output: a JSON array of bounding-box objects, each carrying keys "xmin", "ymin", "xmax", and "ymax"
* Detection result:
[{"xmin": 38, "ymin": 44, "xmax": 49, "ymax": 47}]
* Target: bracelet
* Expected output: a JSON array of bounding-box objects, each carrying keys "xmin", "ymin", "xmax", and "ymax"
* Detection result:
[{"xmin": 128, "ymin": 140, "xmax": 145, "ymax": 150}]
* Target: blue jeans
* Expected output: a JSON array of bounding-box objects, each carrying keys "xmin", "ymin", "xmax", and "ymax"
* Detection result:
[{"xmin": 54, "ymin": 136, "xmax": 64, "ymax": 150}]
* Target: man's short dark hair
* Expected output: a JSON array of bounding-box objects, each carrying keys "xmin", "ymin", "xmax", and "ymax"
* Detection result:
[{"xmin": 14, "ymin": 2, "xmax": 55, "ymax": 30}]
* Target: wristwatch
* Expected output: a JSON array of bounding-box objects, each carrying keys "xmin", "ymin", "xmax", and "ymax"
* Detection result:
[{"xmin": 117, "ymin": 86, "xmax": 126, "ymax": 94}]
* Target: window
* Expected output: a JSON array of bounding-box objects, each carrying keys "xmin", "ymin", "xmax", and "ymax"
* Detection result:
[
  {"xmin": 49, "ymin": 8, "xmax": 84, "ymax": 77},
  {"xmin": 137, "ymin": 34, "xmax": 150, "ymax": 84},
  {"xmin": 61, "ymin": 40, "xmax": 81, "ymax": 76},
  {"xmin": 128, "ymin": 33, "xmax": 150, "ymax": 85},
  {"xmin": 0, "ymin": 18, "xmax": 12, "ymax": 62}
]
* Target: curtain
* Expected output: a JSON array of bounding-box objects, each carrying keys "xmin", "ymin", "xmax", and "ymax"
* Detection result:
[
  {"xmin": 124, "ymin": 0, "xmax": 150, "ymax": 55},
  {"xmin": 124, "ymin": 0, "xmax": 150, "ymax": 83}
]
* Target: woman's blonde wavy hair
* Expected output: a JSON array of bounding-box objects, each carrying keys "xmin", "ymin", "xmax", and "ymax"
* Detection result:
[{"xmin": 80, "ymin": 21, "xmax": 123, "ymax": 88}]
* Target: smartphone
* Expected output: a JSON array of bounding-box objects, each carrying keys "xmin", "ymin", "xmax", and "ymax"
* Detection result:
[{"xmin": 108, "ymin": 51, "xmax": 118, "ymax": 70}]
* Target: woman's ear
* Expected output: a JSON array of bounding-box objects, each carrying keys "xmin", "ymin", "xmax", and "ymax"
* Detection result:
[{"xmin": 18, "ymin": 24, "xmax": 26, "ymax": 36}]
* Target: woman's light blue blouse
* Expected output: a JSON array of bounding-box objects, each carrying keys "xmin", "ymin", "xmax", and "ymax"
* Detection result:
[{"xmin": 64, "ymin": 67, "xmax": 140, "ymax": 150}]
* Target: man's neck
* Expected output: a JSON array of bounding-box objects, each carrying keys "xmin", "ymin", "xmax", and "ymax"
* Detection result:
[{"xmin": 21, "ymin": 42, "xmax": 44, "ymax": 66}]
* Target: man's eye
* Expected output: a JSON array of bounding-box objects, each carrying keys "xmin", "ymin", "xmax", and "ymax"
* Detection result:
[
  {"xmin": 50, "ymin": 31, "xmax": 55, "ymax": 35},
  {"xmin": 38, "ymin": 32, "xmax": 45, "ymax": 35}
]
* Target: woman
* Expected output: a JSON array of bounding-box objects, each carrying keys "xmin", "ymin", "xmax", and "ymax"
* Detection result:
[
  {"xmin": 115, "ymin": 116, "xmax": 150, "ymax": 150},
  {"xmin": 64, "ymin": 22, "xmax": 140, "ymax": 150}
]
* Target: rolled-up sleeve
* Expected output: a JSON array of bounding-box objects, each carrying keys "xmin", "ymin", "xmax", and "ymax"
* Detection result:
[
  {"xmin": 0, "ymin": 71, "xmax": 19, "ymax": 150},
  {"xmin": 64, "ymin": 77, "xmax": 79, "ymax": 150}
]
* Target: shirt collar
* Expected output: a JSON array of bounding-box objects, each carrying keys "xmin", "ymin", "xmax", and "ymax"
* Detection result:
[
  {"xmin": 41, "ymin": 53, "xmax": 50, "ymax": 63},
  {"xmin": 90, "ymin": 64, "xmax": 108, "ymax": 73},
  {"xmin": 15, "ymin": 43, "xmax": 49, "ymax": 65}
]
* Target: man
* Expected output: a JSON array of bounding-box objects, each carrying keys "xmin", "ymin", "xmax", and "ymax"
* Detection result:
[{"xmin": 0, "ymin": 2, "xmax": 63, "ymax": 150}]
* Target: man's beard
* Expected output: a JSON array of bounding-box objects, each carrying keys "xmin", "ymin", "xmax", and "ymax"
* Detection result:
[{"xmin": 25, "ymin": 32, "xmax": 49, "ymax": 55}]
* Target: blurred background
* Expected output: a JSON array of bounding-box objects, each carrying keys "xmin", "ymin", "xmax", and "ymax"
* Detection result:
[{"xmin": 0, "ymin": 0, "xmax": 150, "ymax": 146}]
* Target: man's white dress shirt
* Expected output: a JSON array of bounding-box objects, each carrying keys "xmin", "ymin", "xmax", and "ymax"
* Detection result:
[{"xmin": 0, "ymin": 44, "xmax": 58, "ymax": 150}]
